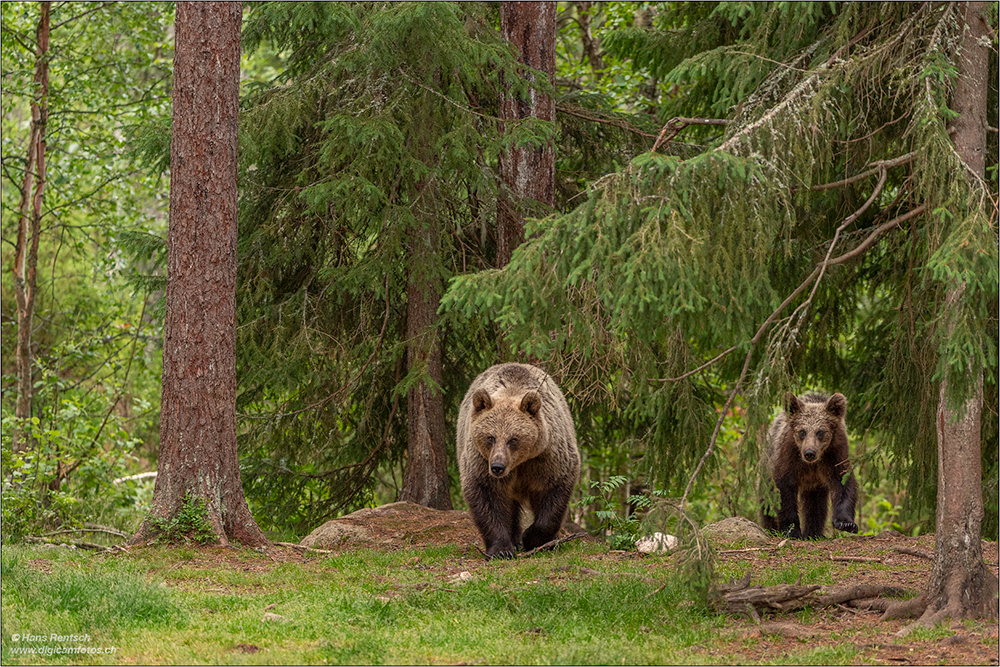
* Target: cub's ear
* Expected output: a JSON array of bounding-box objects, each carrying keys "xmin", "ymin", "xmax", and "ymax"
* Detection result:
[
  {"xmin": 784, "ymin": 392, "xmax": 802, "ymax": 415},
  {"xmin": 825, "ymin": 393, "xmax": 847, "ymax": 418},
  {"xmin": 519, "ymin": 391, "xmax": 542, "ymax": 418},
  {"xmin": 472, "ymin": 388, "xmax": 493, "ymax": 414}
]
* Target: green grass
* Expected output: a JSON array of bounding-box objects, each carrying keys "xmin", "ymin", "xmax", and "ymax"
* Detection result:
[{"xmin": 0, "ymin": 542, "xmax": 985, "ymax": 665}]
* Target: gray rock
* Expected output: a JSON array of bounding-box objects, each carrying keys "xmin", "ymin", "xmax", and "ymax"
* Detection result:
[
  {"xmin": 300, "ymin": 522, "xmax": 373, "ymax": 549},
  {"xmin": 701, "ymin": 516, "xmax": 770, "ymax": 545}
]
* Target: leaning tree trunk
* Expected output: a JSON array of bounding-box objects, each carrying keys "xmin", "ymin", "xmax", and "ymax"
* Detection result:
[
  {"xmin": 130, "ymin": 1, "xmax": 268, "ymax": 548},
  {"xmin": 11, "ymin": 1, "xmax": 50, "ymax": 453},
  {"xmin": 916, "ymin": 0, "xmax": 998, "ymax": 625},
  {"xmin": 497, "ymin": 1, "xmax": 556, "ymax": 269},
  {"xmin": 400, "ymin": 210, "xmax": 452, "ymax": 510}
]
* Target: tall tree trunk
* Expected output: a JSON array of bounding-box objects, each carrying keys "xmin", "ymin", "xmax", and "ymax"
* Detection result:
[
  {"xmin": 12, "ymin": 1, "xmax": 50, "ymax": 453},
  {"xmin": 401, "ymin": 211, "xmax": 452, "ymax": 510},
  {"xmin": 130, "ymin": 1, "xmax": 268, "ymax": 548},
  {"xmin": 497, "ymin": 1, "xmax": 556, "ymax": 269},
  {"xmin": 917, "ymin": 0, "xmax": 998, "ymax": 624}
]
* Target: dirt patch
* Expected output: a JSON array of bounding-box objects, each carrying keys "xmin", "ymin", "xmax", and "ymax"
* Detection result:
[{"xmin": 299, "ymin": 501, "xmax": 590, "ymax": 552}]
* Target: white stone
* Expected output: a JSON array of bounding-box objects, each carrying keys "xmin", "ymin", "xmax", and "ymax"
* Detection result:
[{"xmin": 636, "ymin": 532, "xmax": 679, "ymax": 554}]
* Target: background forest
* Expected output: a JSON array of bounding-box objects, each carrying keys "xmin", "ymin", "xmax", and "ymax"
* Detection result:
[{"xmin": 2, "ymin": 1, "xmax": 997, "ymax": 549}]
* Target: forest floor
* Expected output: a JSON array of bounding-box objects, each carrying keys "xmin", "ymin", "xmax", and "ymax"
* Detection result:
[{"xmin": 4, "ymin": 503, "xmax": 998, "ymax": 665}]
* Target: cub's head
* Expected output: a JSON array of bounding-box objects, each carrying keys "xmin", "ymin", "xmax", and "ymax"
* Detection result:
[
  {"xmin": 784, "ymin": 392, "xmax": 846, "ymax": 464},
  {"xmin": 469, "ymin": 388, "xmax": 545, "ymax": 479}
]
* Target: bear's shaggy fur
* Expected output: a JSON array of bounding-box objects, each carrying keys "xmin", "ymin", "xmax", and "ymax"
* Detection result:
[
  {"xmin": 761, "ymin": 392, "xmax": 858, "ymax": 539},
  {"xmin": 456, "ymin": 363, "xmax": 580, "ymax": 559}
]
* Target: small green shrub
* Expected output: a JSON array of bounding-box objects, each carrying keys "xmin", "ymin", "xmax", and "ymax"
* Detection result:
[{"xmin": 147, "ymin": 492, "xmax": 218, "ymax": 544}]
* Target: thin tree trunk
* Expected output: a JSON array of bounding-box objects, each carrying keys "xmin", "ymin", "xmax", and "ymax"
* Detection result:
[
  {"xmin": 130, "ymin": 1, "xmax": 268, "ymax": 548},
  {"xmin": 497, "ymin": 1, "xmax": 556, "ymax": 269},
  {"xmin": 915, "ymin": 0, "xmax": 998, "ymax": 624},
  {"xmin": 12, "ymin": 1, "xmax": 50, "ymax": 453},
  {"xmin": 401, "ymin": 212, "xmax": 452, "ymax": 510}
]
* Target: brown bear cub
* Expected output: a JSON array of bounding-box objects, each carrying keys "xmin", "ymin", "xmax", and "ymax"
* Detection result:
[
  {"xmin": 761, "ymin": 392, "xmax": 858, "ymax": 539},
  {"xmin": 456, "ymin": 363, "xmax": 580, "ymax": 559}
]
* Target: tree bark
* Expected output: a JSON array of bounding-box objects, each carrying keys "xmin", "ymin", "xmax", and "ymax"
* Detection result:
[
  {"xmin": 12, "ymin": 1, "xmax": 50, "ymax": 453},
  {"xmin": 130, "ymin": 1, "xmax": 268, "ymax": 548},
  {"xmin": 401, "ymin": 211, "xmax": 452, "ymax": 510},
  {"xmin": 497, "ymin": 1, "xmax": 556, "ymax": 269},
  {"xmin": 915, "ymin": 0, "xmax": 998, "ymax": 624}
]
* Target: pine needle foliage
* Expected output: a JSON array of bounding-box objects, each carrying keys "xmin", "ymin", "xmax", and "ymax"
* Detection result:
[
  {"xmin": 443, "ymin": 2, "xmax": 998, "ymax": 533},
  {"xmin": 236, "ymin": 3, "xmax": 566, "ymax": 531}
]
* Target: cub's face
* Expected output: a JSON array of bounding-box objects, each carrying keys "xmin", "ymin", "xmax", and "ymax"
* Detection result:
[
  {"xmin": 785, "ymin": 392, "xmax": 846, "ymax": 464},
  {"xmin": 470, "ymin": 389, "xmax": 544, "ymax": 479}
]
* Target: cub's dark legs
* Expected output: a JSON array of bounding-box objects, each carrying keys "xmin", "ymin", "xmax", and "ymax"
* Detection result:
[
  {"xmin": 831, "ymin": 470, "xmax": 859, "ymax": 533},
  {"xmin": 522, "ymin": 481, "xmax": 573, "ymax": 551},
  {"xmin": 799, "ymin": 487, "xmax": 829, "ymax": 538},
  {"xmin": 775, "ymin": 478, "xmax": 802, "ymax": 538}
]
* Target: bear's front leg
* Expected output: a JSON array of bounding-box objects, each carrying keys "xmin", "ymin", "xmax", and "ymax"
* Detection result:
[
  {"xmin": 799, "ymin": 487, "xmax": 830, "ymax": 539},
  {"xmin": 775, "ymin": 479, "xmax": 802, "ymax": 538},
  {"xmin": 467, "ymin": 481, "xmax": 520, "ymax": 559},
  {"xmin": 522, "ymin": 482, "xmax": 573, "ymax": 551},
  {"xmin": 830, "ymin": 469, "xmax": 859, "ymax": 533}
]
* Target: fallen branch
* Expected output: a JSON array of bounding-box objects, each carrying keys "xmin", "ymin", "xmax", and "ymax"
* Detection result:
[
  {"xmin": 40, "ymin": 524, "xmax": 127, "ymax": 539},
  {"xmin": 831, "ymin": 555, "xmax": 883, "ymax": 563},
  {"xmin": 892, "ymin": 546, "xmax": 933, "ymax": 561},
  {"xmin": 25, "ymin": 536, "xmax": 105, "ymax": 551},
  {"xmin": 712, "ymin": 575, "xmax": 914, "ymax": 616},
  {"xmin": 816, "ymin": 584, "xmax": 910, "ymax": 607},
  {"xmin": 274, "ymin": 541, "xmax": 333, "ymax": 554},
  {"xmin": 517, "ymin": 532, "xmax": 587, "ymax": 558}
]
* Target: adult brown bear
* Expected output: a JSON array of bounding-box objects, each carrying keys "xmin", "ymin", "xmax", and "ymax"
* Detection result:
[
  {"xmin": 761, "ymin": 392, "xmax": 858, "ymax": 539},
  {"xmin": 456, "ymin": 363, "xmax": 580, "ymax": 559}
]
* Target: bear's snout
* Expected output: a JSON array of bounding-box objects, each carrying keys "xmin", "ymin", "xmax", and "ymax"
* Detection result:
[
  {"xmin": 803, "ymin": 449, "xmax": 817, "ymax": 462},
  {"xmin": 490, "ymin": 462, "xmax": 507, "ymax": 477}
]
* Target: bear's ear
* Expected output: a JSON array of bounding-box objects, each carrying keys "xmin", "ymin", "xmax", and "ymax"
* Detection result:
[
  {"xmin": 472, "ymin": 388, "xmax": 493, "ymax": 414},
  {"xmin": 784, "ymin": 392, "xmax": 802, "ymax": 415},
  {"xmin": 825, "ymin": 393, "xmax": 847, "ymax": 418},
  {"xmin": 519, "ymin": 391, "xmax": 542, "ymax": 418}
]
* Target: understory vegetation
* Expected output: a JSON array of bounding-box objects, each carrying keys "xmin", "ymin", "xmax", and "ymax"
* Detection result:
[{"xmin": 2, "ymin": 1, "xmax": 997, "ymax": 552}]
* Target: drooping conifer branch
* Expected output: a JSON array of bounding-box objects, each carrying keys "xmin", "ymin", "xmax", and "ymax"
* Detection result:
[{"xmin": 680, "ymin": 201, "xmax": 928, "ymax": 506}]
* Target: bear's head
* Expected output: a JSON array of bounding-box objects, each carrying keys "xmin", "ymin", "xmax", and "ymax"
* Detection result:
[
  {"xmin": 784, "ymin": 392, "xmax": 846, "ymax": 463},
  {"xmin": 469, "ymin": 388, "xmax": 545, "ymax": 479}
]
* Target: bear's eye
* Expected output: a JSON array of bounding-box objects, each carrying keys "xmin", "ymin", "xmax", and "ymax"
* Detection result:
[
  {"xmin": 798, "ymin": 429, "xmax": 807, "ymax": 440},
  {"xmin": 486, "ymin": 436, "xmax": 495, "ymax": 447},
  {"xmin": 508, "ymin": 437, "xmax": 518, "ymax": 449},
  {"xmin": 816, "ymin": 430, "xmax": 825, "ymax": 440}
]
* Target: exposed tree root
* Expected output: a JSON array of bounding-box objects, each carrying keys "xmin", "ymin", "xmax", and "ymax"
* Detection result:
[{"xmin": 711, "ymin": 574, "xmax": 914, "ymax": 616}]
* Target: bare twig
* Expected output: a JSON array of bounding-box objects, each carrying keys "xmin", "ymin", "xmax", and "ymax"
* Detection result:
[
  {"xmin": 651, "ymin": 345, "xmax": 738, "ymax": 383},
  {"xmin": 831, "ymin": 555, "xmax": 883, "ymax": 563},
  {"xmin": 517, "ymin": 532, "xmax": 587, "ymax": 558},
  {"xmin": 274, "ymin": 541, "xmax": 333, "ymax": 554},
  {"xmin": 652, "ymin": 117, "xmax": 728, "ymax": 153},
  {"xmin": 807, "ymin": 152, "xmax": 916, "ymax": 192},
  {"xmin": 556, "ymin": 104, "xmax": 658, "ymax": 139}
]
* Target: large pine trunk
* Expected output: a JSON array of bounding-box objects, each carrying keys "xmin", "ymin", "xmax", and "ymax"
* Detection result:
[
  {"xmin": 401, "ymin": 211, "xmax": 452, "ymax": 510},
  {"xmin": 497, "ymin": 1, "xmax": 556, "ymax": 268},
  {"xmin": 918, "ymin": 0, "xmax": 998, "ymax": 623},
  {"xmin": 130, "ymin": 1, "xmax": 267, "ymax": 548},
  {"xmin": 12, "ymin": 1, "xmax": 50, "ymax": 453}
]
